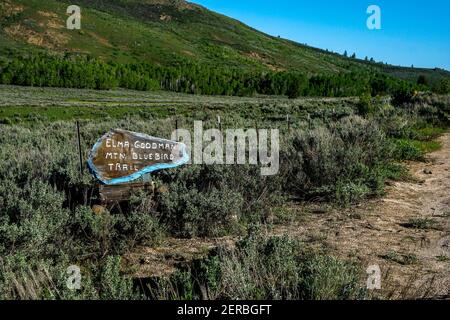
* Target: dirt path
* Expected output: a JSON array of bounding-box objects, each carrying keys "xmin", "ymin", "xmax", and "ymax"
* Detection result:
[{"xmin": 276, "ymin": 133, "xmax": 450, "ymax": 299}]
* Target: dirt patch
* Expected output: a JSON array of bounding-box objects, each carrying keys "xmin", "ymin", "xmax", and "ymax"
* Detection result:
[
  {"xmin": 37, "ymin": 10, "xmax": 58, "ymax": 18},
  {"xmin": 86, "ymin": 31, "xmax": 113, "ymax": 48},
  {"xmin": 47, "ymin": 18, "xmax": 65, "ymax": 29},
  {"xmin": 244, "ymin": 51, "xmax": 284, "ymax": 71},
  {"xmin": 4, "ymin": 24, "xmax": 45, "ymax": 46},
  {"xmin": 182, "ymin": 50, "xmax": 195, "ymax": 57},
  {"xmin": 4, "ymin": 23, "xmax": 69, "ymax": 49},
  {"xmin": 0, "ymin": 0, "xmax": 25, "ymax": 17},
  {"xmin": 35, "ymin": 12, "xmax": 64, "ymax": 30},
  {"xmin": 124, "ymin": 237, "xmax": 235, "ymax": 278},
  {"xmin": 141, "ymin": 0, "xmax": 195, "ymax": 10},
  {"xmin": 160, "ymin": 14, "xmax": 172, "ymax": 22}
]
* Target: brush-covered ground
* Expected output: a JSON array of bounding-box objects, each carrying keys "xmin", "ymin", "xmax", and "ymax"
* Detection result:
[{"xmin": 0, "ymin": 85, "xmax": 449, "ymax": 300}]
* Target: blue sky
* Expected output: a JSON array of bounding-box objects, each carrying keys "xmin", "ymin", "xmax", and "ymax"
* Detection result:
[{"xmin": 192, "ymin": 0, "xmax": 450, "ymax": 70}]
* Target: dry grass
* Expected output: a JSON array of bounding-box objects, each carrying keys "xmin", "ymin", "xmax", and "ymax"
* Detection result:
[{"xmin": 0, "ymin": 260, "xmax": 58, "ymax": 300}]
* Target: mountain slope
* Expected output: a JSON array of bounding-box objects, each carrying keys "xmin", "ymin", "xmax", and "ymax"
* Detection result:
[{"xmin": 0, "ymin": 0, "xmax": 449, "ymax": 84}]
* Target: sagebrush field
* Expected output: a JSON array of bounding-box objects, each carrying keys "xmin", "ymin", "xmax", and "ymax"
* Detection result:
[{"xmin": 0, "ymin": 85, "xmax": 448, "ymax": 299}]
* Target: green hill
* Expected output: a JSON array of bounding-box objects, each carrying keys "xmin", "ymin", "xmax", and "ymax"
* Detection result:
[{"xmin": 0, "ymin": 0, "xmax": 448, "ymax": 85}]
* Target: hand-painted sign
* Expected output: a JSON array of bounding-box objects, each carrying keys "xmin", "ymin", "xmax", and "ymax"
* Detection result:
[{"xmin": 88, "ymin": 129, "xmax": 189, "ymax": 185}]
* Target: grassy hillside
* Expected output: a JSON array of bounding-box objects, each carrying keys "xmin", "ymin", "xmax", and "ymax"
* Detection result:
[{"xmin": 1, "ymin": 0, "xmax": 448, "ymax": 85}]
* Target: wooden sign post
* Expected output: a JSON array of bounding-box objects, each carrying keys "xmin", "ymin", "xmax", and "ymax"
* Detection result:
[
  {"xmin": 88, "ymin": 129, "xmax": 189, "ymax": 203},
  {"xmin": 76, "ymin": 121, "xmax": 83, "ymax": 175}
]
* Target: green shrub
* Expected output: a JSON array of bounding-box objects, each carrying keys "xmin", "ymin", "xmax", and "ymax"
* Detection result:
[
  {"xmin": 299, "ymin": 254, "xmax": 363, "ymax": 300},
  {"xmin": 120, "ymin": 207, "xmax": 166, "ymax": 247},
  {"xmin": 392, "ymin": 86, "xmax": 414, "ymax": 107},
  {"xmin": 432, "ymin": 78, "xmax": 449, "ymax": 94},
  {"xmin": 392, "ymin": 139, "xmax": 424, "ymax": 160},
  {"xmin": 71, "ymin": 206, "xmax": 119, "ymax": 255},
  {"xmin": 0, "ymin": 180, "xmax": 71, "ymax": 260},
  {"xmin": 238, "ymin": 232, "xmax": 363, "ymax": 300},
  {"xmin": 155, "ymin": 165, "xmax": 282, "ymax": 237},
  {"xmin": 158, "ymin": 184, "xmax": 243, "ymax": 237},
  {"xmin": 402, "ymin": 217, "xmax": 438, "ymax": 230},
  {"xmin": 413, "ymin": 127, "xmax": 446, "ymax": 141},
  {"xmin": 0, "ymin": 117, "xmax": 12, "ymax": 125},
  {"xmin": 99, "ymin": 256, "xmax": 139, "ymax": 300},
  {"xmin": 152, "ymin": 232, "xmax": 365, "ymax": 300},
  {"xmin": 219, "ymin": 233, "xmax": 303, "ymax": 300},
  {"xmin": 356, "ymin": 93, "xmax": 373, "ymax": 116},
  {"xmin": 335, "ymin": 181, "xmax": 371, "ymax": 205},
  {"xmin": 282, "ymin": 116, "xmax": 392, "ymax": 202}
]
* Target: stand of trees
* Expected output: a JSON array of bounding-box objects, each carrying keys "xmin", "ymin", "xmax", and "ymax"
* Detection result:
[{"xmin": 0, "ymin": 53, "xmax": 434, "ymax": 97}]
